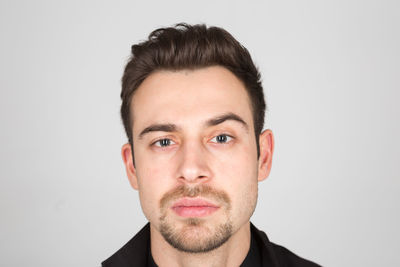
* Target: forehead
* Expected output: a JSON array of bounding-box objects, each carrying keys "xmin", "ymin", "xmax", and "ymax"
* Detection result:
[{"xmin": 130, "ymin": 66, "xmax": 254, "ymax": 134}]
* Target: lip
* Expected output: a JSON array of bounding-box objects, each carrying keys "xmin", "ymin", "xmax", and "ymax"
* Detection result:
[{"xmin": 171, "ymin": 198, "xmax": 220, "ymax": 218}]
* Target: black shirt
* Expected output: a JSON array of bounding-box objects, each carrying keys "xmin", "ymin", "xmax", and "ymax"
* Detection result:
[{"xmin": 102, "ymin": 223, "xmax": 321, "ymax": 267}]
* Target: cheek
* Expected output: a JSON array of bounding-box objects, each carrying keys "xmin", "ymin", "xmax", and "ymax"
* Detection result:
[
  {"xmin": 213, "ymin": 144, "xmax": 259, "ymax": 218},
  {"xmin": 135, "ymin": 146, "xmax": 173, "ymax": 185},
  {"xmin": 214, "ymin": 142, "xmax": 259, "ymax": 184},
  {"xmin": 135, "ymin": 159, "xmax": 174, "ymax": 222}
]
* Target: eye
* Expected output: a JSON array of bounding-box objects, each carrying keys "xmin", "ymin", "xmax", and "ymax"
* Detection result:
[
  {"xmin": 154, "ymin": 138, "xmax": 175, "ymax": 147},
  {"xmin": 210, "ymin": 134, "xmax": 233, "ymax": 144}
]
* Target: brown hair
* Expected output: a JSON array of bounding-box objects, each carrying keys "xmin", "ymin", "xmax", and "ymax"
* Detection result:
[{"xmin": 121, "ymin": 23, "xmax": 266, "ymax": 156}]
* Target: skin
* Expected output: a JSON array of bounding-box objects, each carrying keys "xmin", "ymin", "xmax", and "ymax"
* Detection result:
[{"xmin": 122, "ymin": 66, "xmax": 274, "ymax": 267}]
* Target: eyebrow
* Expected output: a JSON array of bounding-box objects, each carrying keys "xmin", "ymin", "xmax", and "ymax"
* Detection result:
[
  {"xmin": 138, "ymin": 112, "xmax": 249, "ymax": 139},
  {"xmin": 138, "ymin": 123, "xmax": 179, "ymax": 140},
  {"xmin": 205, "ymin": 112, "xmax": 249, "ymax": 131}
]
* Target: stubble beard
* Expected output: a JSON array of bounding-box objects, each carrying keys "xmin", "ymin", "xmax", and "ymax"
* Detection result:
[{"xmin": 158, "ymin": 185, "xmax": 234, "ymax": 253}]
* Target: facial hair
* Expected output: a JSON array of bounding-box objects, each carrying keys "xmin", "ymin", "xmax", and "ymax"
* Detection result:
[{"xmin": 158, "ymin": 184, "xmax": 233, "ymax": 253}]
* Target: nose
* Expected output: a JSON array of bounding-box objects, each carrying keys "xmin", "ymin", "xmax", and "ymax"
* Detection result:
[{"xmin": 176, "ymin": 140, "xmax": 211, "ymax": 183}]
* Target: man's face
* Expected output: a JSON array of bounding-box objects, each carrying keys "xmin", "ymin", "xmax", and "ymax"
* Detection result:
[{"xmin": 122, "ymin": 66, "xmax": 273, "ymax": 253}]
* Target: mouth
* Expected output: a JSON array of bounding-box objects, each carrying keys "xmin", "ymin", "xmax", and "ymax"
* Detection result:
[{"xmin": 171, "ymin": 197, "xmax": 220, "ymax": 218}]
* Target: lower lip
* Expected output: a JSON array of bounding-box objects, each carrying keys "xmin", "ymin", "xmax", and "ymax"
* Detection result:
[{"xmin": 172, "ymin": 206, "xmax": 219, "ymax": 217}]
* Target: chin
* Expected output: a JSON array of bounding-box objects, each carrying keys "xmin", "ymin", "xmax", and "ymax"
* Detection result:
[{"xmin": 159, "ymin": 217, "xmax": 233, "ymax": 253}]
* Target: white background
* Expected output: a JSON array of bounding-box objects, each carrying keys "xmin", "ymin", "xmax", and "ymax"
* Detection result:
[{"xmin": 1, "ymin": 0, "xmax": 399, "ymax": 266}]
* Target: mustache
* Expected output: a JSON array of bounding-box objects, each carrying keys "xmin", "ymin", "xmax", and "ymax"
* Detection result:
[{"xmin": 159, "ymin": 184, "xmax": 231, "ymax": 210}]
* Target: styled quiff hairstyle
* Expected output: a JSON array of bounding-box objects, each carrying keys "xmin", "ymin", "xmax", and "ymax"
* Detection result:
[{"xmin": 121, "ymin": 23, "xmax": 266, "ymax": 156}]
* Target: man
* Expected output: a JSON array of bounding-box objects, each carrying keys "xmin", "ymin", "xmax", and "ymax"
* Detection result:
[{"xmin": 103, "ymin": 23, "xmax": 320, "ymax": 267}]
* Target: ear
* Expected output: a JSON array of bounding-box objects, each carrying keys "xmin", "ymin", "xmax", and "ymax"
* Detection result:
[
  {"xmin": 257, "ymin": 129, "xmax": 274, "ymax": 182},
  {"xmin": 121, "ymin": 143, "xmax": 139, "ymax": 190}
]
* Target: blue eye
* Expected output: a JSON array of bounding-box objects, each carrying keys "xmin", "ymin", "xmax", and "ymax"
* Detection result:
[
  {"xmin": 154, "ymin": 139, "xmax": 175, "ymax": 147},
  {"xmin": 211, "ymin": 134, "xmax": 233, "ymax": 144}
]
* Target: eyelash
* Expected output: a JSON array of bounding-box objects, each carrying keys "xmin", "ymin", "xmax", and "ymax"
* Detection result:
[
  {"xmin": 151, "ymin": 134, "xmax": 234, "ymax": 148},
  {"xmin": 210, "ymin": 134, "xmax": 234, "ymax": 144},
  {"xmin": 153, "ymin": 138, "xmax": 176, "ymax": 148}
]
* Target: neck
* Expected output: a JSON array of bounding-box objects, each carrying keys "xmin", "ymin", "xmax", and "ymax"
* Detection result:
[{"xmin": 150, "ymin": 222, "xmax": 251, "ymax": 267}]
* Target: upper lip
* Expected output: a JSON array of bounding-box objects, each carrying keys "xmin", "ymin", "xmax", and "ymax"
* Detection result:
[{"xmin": 172, "ymin": 197, "xmax": 219, "ymax": 208}]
